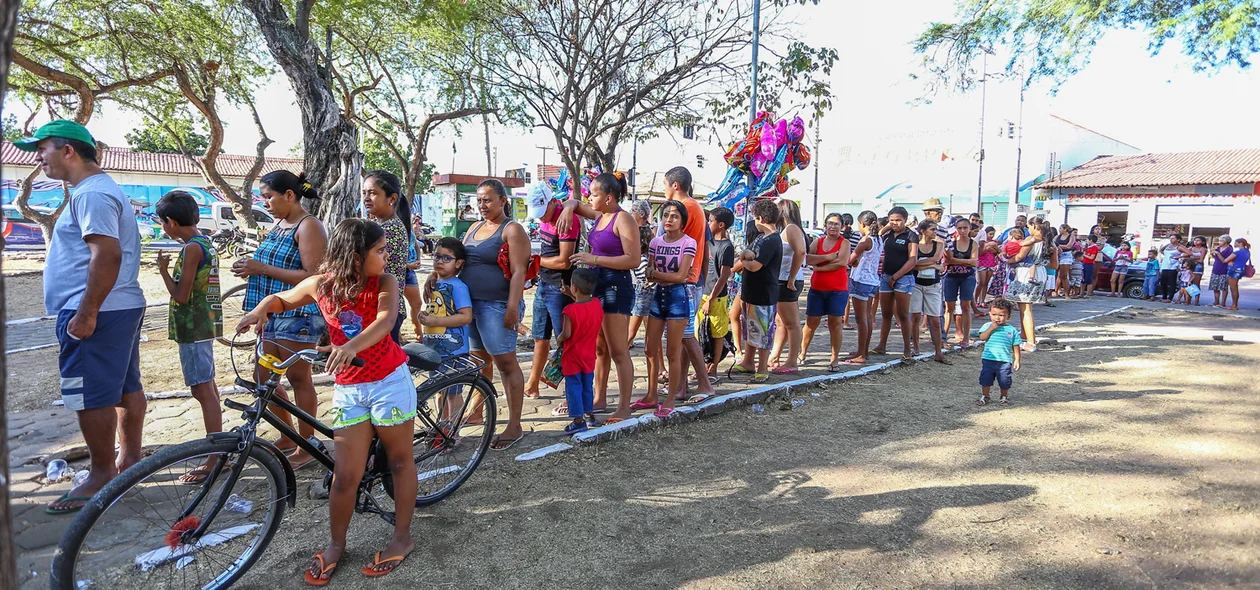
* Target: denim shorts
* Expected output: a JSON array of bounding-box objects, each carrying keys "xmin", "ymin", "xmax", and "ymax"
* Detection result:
[
  {"xmin": 1082, "ymin": 263, "xmax": 1095, "ymax": 286},
  {"xmin": 849, "ymin": 279, "xmax": 879, "ymax": 301},
  {"xmin": 329, "ymin": 363, "xmax": 417, "ymax": 428},
  {"xmin": 57, "ymin": 308, "xmax": 144, "ymax": 411},
  {"xmin": 942, "ymin": 273, "xmax": 976, "ymax": 303},
  {"xmin": 683, "ymin": 282, "xmax": 701, "ymax": 337},
  {"xmin": 651, "ymin": 283, "xmax": 692, "ymax": 321},
  {"xmin": 631, "ymin": 282, "xmax": 653, "ymax": 318},
  {"xmin": 806, "ymin": 289, "xmax": 849, "ymax": 317},
  {"xmin": 979, "ymin": 358, "xmax": 1013, "ymax": 390},
  {"xmin": 1228, "ymin": 267, "xmax": 1245, "ymax": 280},
  {"xmin": 469, "ymin": 299, "xmax": 526, "ymax": 356},
  {"xmin": 178, "ymin": 341, "xmax": 216, "ymax": 387},
  {"xmin": 592, "ymin": 268, "xmax": 635, "ymax": 316},
  {"xmin": 531, "ymin": 281, "xmax": 571, "ymax": 340},
  {"xmin": 263, "ymin": 313, "xmax": 327, "ymax": 344},
  {"xmin": 405, "ymin": 269, "xmax": 418, "ymax": 288},
  {"xmin": 879, "ymin": 273, "xmax": 915, "ymax": 294}
]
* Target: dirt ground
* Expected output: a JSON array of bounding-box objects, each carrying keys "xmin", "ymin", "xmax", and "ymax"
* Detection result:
[
  {"xmin": 3, "ymin": 250, "xmax": 247, "ymax": 321},
  {"xmin": 142, "ymin": 310, "xmax": 1254, "ymax": 589}
]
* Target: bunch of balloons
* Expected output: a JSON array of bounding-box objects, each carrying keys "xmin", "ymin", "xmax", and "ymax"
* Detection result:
[
  {"xmin": 707, "ymin": 111, "xmax": 812, "ymax": 210},
  {"xmin": 547, "ymin": 165, "xmax": 603, "ymax": 201}
]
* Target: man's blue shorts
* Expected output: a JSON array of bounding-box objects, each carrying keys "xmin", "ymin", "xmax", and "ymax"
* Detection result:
[{"xmin": 57, "ymin": 307, "xmax": 144, "ymax": 411}]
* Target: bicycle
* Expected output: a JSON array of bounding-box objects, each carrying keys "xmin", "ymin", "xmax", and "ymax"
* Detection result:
[{"xmin": 51, "ymin": 334, "xmax": 497, "ymax": 589}]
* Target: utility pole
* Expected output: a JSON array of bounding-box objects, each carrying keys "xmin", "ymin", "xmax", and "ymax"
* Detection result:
[
  {"xmin": 976, "ymin": 49, "xmax": 990, "ymax": 213},
  {"xmin": 812, "ymin": 124, "xmax": 820, "ymax": 228},
  {"xmin": 1010, "ymin": 69, "xmax": 1025, "ymax": 227},
  {"xmin": 742, "ymin": 0, "xmax": 762, "ymax": 237},
  {"xmin": 535, "ymin": 145, "xmax": 553, "ymax": 169},
  {"xmin": 482, "ymin": 113, "xmax": 492, "ymax": 176}
]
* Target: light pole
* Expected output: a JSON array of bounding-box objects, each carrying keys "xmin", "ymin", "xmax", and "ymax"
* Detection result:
[
  {"xmin": 976, "ymin": 47, "xmax": 993, "ymax": 212},
  {"xmin": 742, "ymin": 0, "xmax": 762, "ymax": 237},
  {"xmin": 811, "ymin": 124, "xmax": 820, "ymax": 228},
  {"xmin": 1009, "ymin": 68, "xmax": 1025, "ymax": 227}
]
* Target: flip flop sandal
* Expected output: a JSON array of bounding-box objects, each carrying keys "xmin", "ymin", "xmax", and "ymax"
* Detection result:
[
  {"xmin": 602, "ymin": 417, "xmax": 626, "ymax": 425},
  {"xmin": 934, "ymin": 357, "xmax": 953, "ymax": 365},
  {"xmin": 550, "ymin": 404, "xmax": 570, "ymax": 417},
  {"xmin": 750, "ymin": 373, "xmax": 769, "ymax": 384},
  {"xmin": 45, "ymin": 492, "xmax": 93, "ymax": 515},
  {"xmin": 179, "ymin": 460, "xmax": 232, "ymax": 485},
  {"xmin": 590, "ymin": 408, "xmax": 612, "ymax": 415},
  {"xmin": 839, "ymin": 357, "xmax": 866, "ymax": 365},
  {"xmin": 490, "ymin": 433, "xmax": 529, "ymax": 451},
  {"xmin": 770, "ymin": 366, "xmax": 800, "ymax": 375},
  {"xmin": 360, "ymin": 551, "xmax": 409, "ymax": 578},
  {"xmin": 304, "ymin": 551, "xmax": 339, "ymax": 586},
  {"xmin": 730, "ymin": 364, "xmax": 754, "ymax": 374},
  {"xmin": 869, "ymin": 349, "xmax": 888, "ymax": 355},
  {"xmin": 685, "ymin": 393, "xmax": 716, "ymax": 405},
  {"xmin": 999, "ymin": 396, "xmax": 1010, "ymax": 405},
  {"xmin": 976, "ymin": 396, "xmax": 990, "ymax": 406},
  {"xmin": 289, "ymin": 453, "xmax": 319, "ymax": 471},
  {"xmin": 828, "ymin": 363, "xmax": 844, "ymax": 372},
  {"xmin": 653, "ymin": 407, "xmax": 677, "ymax": 418},
  {"xmin": 629, "ymin": 398, "xmax": 657, "ymax": 411}
]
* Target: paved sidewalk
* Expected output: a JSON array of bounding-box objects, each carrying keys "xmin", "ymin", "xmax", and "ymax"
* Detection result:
[{"xmin": 7, "ymin": 293, "xmax": 1257, "ymax": 587}]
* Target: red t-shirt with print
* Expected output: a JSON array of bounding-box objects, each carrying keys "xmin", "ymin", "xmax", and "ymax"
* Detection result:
[
  {"xmin": 561, "ymin": 297, "xmax": 603, "ymax": 376},
  {"xmin": 318, "ymin": 275, "xmax": 408, "ymax": 385},
  {"xmin": 1083, "ymin": 244, "xmax": 1101, "ymax": 264}
]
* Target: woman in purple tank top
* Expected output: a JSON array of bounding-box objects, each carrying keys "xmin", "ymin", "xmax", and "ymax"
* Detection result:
[{"xmin": 559, "ymin": 172, "xmax": 642, "ymax": 423}]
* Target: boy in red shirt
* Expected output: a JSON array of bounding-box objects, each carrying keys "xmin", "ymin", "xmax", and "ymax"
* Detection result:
[
  {"xmin": 559, "ymin": 268, "xmax": 604, "ymax": 434},
  {"xmin": 1082, "ymin": 235, "xmax": 1101, "ymax": 297}
]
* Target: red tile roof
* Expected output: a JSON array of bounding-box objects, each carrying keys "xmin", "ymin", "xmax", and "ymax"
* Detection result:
[
  {"xmin": 1037, "ymin": 149, "xmax": 1260, "ymax": 189},
  {"xmin": 1, "ymin": 141, "xmax": 303, "ymax": 178}
]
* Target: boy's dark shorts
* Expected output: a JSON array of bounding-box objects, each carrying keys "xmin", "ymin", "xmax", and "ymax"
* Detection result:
[{"xmin": 979, "ymin": 358, "xmax": 1013, "ymax": 390}]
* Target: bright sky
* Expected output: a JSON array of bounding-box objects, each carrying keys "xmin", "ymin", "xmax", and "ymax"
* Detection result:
[{"xmin": 10, "ymin": 0, "xmax": 1260, "ymax": 196}]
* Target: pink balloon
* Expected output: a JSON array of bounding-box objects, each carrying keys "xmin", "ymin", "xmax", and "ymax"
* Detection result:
[
  {"xmin": 760, "ymin": 122, "xmax": 780, "ymax": 160},
  {"xmin": 787, "ymin": 117, "xmax": 805, "ymax": 143}
]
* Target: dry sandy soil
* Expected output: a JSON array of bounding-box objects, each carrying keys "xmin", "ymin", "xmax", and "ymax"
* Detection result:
[
  {"xmin": 3, "ymin": 251, "xmax": 248, "ymax": 321},
  {"xmin": 156, "ymin": 310, "xmax": 1260, "ymax": 589}
]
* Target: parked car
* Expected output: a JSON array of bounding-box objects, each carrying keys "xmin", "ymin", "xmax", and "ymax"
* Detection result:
[
  {"xmin": 1, "ymin": 205, "xmax": 51, "ymax": 246},
  {"xmin": 1091, "ymin": 249, "xmax": 1146, "ymax": 298},
  {"xmin": 197, "ymin": 203, "xmax": 276, "ymax": 235}
]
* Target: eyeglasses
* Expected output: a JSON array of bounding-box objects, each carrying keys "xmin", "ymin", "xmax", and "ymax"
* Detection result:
[{"xmin": 433, "ymin": 254, "xmax": 456, "ymax": 264}]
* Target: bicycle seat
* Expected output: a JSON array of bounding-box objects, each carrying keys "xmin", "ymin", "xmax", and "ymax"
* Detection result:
[{"xmin": 402, "ymin": 342, "xmax": 442, "ymax": 371}]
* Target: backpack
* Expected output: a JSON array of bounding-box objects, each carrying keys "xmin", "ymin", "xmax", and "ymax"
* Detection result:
[{"xmin": 698, "ymin": 314, "xmax": 735, "ymax": 366}]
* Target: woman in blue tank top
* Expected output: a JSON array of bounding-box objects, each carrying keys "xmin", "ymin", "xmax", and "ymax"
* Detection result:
[{"xmin": 455, "ymin": 179, "xmax": 530, "ymax": 450}]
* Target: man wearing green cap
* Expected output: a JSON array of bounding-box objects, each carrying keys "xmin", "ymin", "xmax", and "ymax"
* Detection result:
[{"xmin": 16, "ymin": 120, "xmax": 147, "ymax": 514}]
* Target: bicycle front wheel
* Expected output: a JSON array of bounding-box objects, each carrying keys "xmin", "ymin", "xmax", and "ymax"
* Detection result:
[
  {"xmin": 215, "ymin": 284, "xmax": 254, "ymax": 349},
  {"xmin": 51, "ymin": 437, "xmax": 288, "ymax": 590},
  {"xmin": 384, "ymin": 374, "xmax": 497, "ymax": 507}
]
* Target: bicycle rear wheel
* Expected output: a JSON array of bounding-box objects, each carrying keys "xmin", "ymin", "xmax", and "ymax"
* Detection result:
[
  {"xmin": 51, "ymin": 437, "xmax": 288, "ymax": 590},
  {"xmin": 215, "ymin": 284, "xmax": 254, "ymax": 349},
  {"xmin": 383, "ymin": 374, "xmax": 497, "ymax": 507}
]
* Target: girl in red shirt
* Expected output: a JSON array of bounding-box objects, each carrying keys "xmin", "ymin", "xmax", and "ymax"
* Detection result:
[{"xmin": 240, "ymin": 218, "xmax": 416, "ymax": 584}]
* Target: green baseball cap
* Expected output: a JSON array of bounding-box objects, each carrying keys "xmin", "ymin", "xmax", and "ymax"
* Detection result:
[{"xmin": 12, "ymin": 120, "xmax": 95, "ymax": 152}]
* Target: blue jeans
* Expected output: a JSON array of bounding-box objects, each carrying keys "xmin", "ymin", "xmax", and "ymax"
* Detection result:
[
  {"xmin": 531, "ymin": 281, "xmax": 572, "ymax": 340},
  {"xmin": 1142, "ymin": 275, "xmax": 1159, "ymax": 297},
  {"xmin": 564, "ymin": 372, "xmax": 595, "ymax": 417}
]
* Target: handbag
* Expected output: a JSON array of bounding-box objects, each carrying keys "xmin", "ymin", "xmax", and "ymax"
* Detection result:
[{"xmin": 496, "ymin": 240, "xmax": 541, "ymax": 289}]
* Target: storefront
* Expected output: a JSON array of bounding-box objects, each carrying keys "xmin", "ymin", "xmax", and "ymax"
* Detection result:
[{"xmin": 1037, "ymin": 150, "xmax": 1260, "ymax": 254}]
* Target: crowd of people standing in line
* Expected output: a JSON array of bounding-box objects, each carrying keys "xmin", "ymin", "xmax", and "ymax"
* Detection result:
[{"xmin": 25, "ymin": 116, "xmax": 1257, "ymax": 582}]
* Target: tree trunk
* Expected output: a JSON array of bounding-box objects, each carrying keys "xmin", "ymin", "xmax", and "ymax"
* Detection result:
[
  {"xmin": 242, "ymin": 0, "xmax": 361, "ymax": 226},
  {"xmin": 15, "ymin": 166, "xmax": 69, "ymax": 244},
  {"xmin": 1, "ymin": 0, "xmax": 25, "ymax": 585}
]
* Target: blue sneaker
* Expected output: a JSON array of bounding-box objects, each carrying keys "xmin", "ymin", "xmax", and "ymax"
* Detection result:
[{"xmin": 563, "ymin": 421, "xmax": 589, "ymax": 435}]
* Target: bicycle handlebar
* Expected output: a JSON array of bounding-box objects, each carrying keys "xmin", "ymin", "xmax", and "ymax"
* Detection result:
[{"xmin": 251, "ymin": 332, "xmax": 365, "ymax": 370}]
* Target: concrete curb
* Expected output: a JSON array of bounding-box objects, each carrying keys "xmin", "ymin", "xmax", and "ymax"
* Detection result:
[{"xmin": 514, "ymin": 305, "xmax": 1136, "ymax": 463}]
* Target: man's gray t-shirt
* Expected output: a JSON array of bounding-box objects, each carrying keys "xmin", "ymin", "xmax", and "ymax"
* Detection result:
[{"xmin": 44, "ymin": 173, "xmax": 146, "ymax": 315}]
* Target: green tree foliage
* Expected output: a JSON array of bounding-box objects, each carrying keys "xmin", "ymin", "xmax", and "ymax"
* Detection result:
[
  {"xmin": 465, "ymin": 0, "xmax": 835, "ymax": 184},
  {"xmin": 913, "ymin": 0, "xmax": 1260, "ymax": 92},
  {"xmin": 124, "ymin": 118, "xmax": 212, "ymax": 155},
  {"xmin": 1, "ymin": 112, "xmax": 22, "ymax": 142}
]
